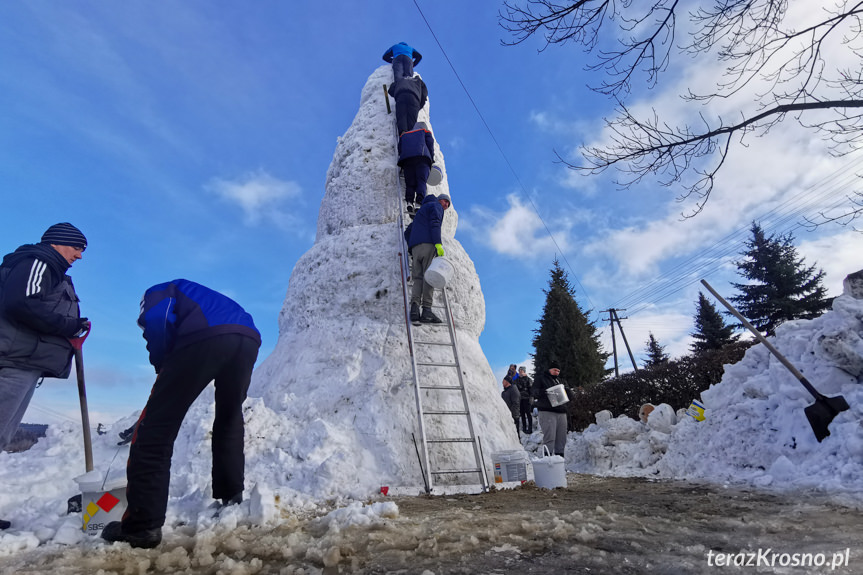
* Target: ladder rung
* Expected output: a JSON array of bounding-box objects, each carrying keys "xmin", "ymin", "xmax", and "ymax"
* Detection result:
[
  {"xmin": 431, "ymin": 468, "xmax": 482, "ymax": 475},
  {"xmin": 417, "ymin": 361, "xmax": 458, "ymax": 368},
  {"xmin": 427, "ymin": 438, "xmax": 475, "ymax": 443},
  {"xmin": 424, "ymin": 410, "xmax": 468, "ymax": 415},
  {"xmin": 419, "ymin": 385, "xmax": 463, "ymax": 390},
  {"xmin": 414, "ymin": 340, "xmax": 452, "ymax": 347}
]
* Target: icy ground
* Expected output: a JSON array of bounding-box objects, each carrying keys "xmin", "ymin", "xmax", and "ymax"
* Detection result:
[{"xmin": 1, "ymin": 475, "xmax": 860, "ymax": 574}]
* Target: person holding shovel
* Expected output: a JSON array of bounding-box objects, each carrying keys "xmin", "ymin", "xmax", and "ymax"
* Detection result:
[
  {"xmin": 101, "ymin": 279, "xmax": 260, "ymax": 549},
  {"xmin": 0, "ymin": 223, "xmax": 89, "ymax": 531}
]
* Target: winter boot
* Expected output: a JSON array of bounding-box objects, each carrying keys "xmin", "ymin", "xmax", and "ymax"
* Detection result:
[
  {"xmin": 410, "ymin": 303, "xmax": 420, "ymax": 324},
  {"xmin": 0, "ymin": 519, "xmax": 10, "ymax": 530},
  {"xmin": 419, "ymin": 307, "xmax": 442, "ymax": 324},
  {"xmin": 101, "ymin": 521, "xmax": 162, "ymax": 549}
]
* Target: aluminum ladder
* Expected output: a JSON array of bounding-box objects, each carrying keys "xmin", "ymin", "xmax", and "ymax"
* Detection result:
[{"xmin": 394, "ymin": 181, "xmax": 488, "ymax": 496}]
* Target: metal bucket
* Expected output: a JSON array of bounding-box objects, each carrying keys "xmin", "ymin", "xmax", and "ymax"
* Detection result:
[{"xmin": 546, "ymin": 383, "xmax": 569, "ymax": 407}]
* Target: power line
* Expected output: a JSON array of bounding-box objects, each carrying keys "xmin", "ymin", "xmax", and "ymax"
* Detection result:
[{"xmin": 412, "ymin": 0, "xmax": 596, "ymax": 312}]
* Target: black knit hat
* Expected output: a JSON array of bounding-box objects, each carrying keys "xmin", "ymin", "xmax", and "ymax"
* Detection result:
[
  {"xmin": 41, "ymin": 223, "xmax": 87, "ymax": 249},
  {"xmin": 548, "ymin": 361, "xmax": 561, "ymax": 370}
]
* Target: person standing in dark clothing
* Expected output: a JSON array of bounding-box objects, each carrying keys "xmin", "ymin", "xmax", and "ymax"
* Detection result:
[
  {"xmin": 516, "ymin": 366, "xmax": 533, "ymax": 434},
  {"xmin": 532, "ymin": 361, "xmax": 574, "ymax": 457},
  {"xmin": 398, "ymin": 122, "xmax": 435, "ymax": 210},
  {"xmin": 383, "ymin": 41, "xmax": 422, "ymax": 80},
  {"xmin": 102, "ymin": 279, "xmax": 261, "ymax": 549},
  {"xmin": 501, "ymin": 375, "xmax": 521, "ymax": 439},
  {"xmin": 407, "ymin": 193, "xmax": 450, "ymax": 325},
  {"xmin": 0, "ymin": 222, "xmax": 89, "ymax": 531},
  {"xmin": 388, "ymin": 76, "xmax": 428, "ymax": 136}
]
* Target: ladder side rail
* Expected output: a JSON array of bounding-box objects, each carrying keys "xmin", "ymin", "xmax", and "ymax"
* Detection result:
[{"xmin": 441, "ymin": 288, "xmax": 489, "ymax": 491}]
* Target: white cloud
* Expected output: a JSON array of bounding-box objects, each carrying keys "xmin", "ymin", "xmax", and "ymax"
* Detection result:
[
  {"xmin": 798, "ymin": 230, "xmax": 863, "ymax": 296},
  {"xmin": 206, "ymin": 169, "xmax": 302, "ymax": 227},
  {"xmin": 462, "ymin": 193, "xmax": 577, "ymax": 260}
]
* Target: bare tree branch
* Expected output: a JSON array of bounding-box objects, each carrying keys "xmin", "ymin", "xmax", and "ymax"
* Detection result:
[{"xmin": 500, "ymin": 0, "xmax": 863, "ymax": 221}]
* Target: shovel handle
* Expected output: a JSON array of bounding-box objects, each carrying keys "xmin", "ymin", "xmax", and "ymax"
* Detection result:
[
  {"xmin": 700, "ymin": 279, "xmax": 821, "ymax": 400},
  {"xmin": 74, "ymin": 347, "xmax": 94, "ymax": 472}
]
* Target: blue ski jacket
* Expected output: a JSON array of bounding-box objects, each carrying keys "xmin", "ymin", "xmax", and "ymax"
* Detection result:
[
  {"xmin": 382, "ymin": 42, "xmax": 422, "ymax": 66},
  {"xmin": 397, "ymin": 127, "xmax": 434, "ymax": 167},
  {"xmin": 138, "ymin": 279, "xmax": 261, "ymax": 373},
  {"xmin": 408, "ymin": 194, "xmax": 445, "ymax": 249}
]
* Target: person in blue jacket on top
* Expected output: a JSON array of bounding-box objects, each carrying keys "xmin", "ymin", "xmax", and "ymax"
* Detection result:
[
  {"xmin": 102, "ymin": 279, "xmax": 261, "ymax": 549},
  {"xmin": 398, "ymin": 121, "xmax": 435, "ymax": 210},
  {"xmin": 408, "ymin": 193, "xmax": 451, "ymax": 324},
  {"xmin": 383, "ymin": 41, "xmax": 422, "ymax": 80}
]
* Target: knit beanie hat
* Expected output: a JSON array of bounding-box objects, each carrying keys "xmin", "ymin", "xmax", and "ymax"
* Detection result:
[
  {"xmin": 41, "ymin": 223, "xmax": 87, "ymax": 249},
  {"xmin": 548, "ymin": 361, "xmax": 561, "ymax": 370},
  {"xmin": 437, "ymin": 193, "xmax": 451, "ymax": 204}
]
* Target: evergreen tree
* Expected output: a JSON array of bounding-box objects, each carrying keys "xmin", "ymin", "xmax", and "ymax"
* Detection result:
[
  {"xmin": 532, "ymin": 259, "xmax": 609, "ymax": 387},
  {"xmin": 730, "ymin": 222, "xmax": 830, "ymax": 336},
  {"xmin": 642, "ymin": 332, "xmax": 669, "ymax": 368},
  {"xmin": 690, "ymin": 292, "xmax": 738, "ymax": 353}
]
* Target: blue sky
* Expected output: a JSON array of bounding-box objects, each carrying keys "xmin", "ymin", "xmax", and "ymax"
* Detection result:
[{"xmin": 3, "ymin": 1, "xmax": 861, "ymax": 426}]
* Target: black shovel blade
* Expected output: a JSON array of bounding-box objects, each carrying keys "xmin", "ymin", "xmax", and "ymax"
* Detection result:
[{"xmin": 805, "ymin": 394, "xmax": 850, "ymax": 442}]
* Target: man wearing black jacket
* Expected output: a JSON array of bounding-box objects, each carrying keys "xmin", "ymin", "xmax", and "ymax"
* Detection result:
[
  {"xmin": 0, "ymin": 223, "xmax": 89, "ymax": 530},
  {"xmin": 532, "ymin": 361, "xmax": 574, "ymax": 457}
]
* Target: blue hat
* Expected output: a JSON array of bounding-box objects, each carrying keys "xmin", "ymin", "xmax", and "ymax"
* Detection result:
[{"xmin": 41, "ymin": 223, "xmax": 87, "ymax": 249}]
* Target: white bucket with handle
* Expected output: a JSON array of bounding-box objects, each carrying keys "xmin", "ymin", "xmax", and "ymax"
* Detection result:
[
  {"xmin": 427, "ymin": 164, "xmax": 443, "ymax": 186},
  {"xmin": 74, "ymin": 471, "xmax": 127, "ymax": 537},
  {"xmin": 546, "ymin": 383, "xmax": 569, "ymax": 407},
  {"xmin": 424, "ymin": 256, "xmax": 454, "ymax": 288},
  {"xmin": 531, "ymin": 446, "xmax": 566, "ymax": 489}
]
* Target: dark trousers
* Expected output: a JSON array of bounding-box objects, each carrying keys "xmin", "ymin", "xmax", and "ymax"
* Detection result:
[
  {"xmin": 513, "ymin": 416, "xmax": 521, "ymax": 439},
  {"xmin": 122, "ymin": 333, "xmax": 259, "ymax": 531},
  {"xmin": 395, "ymin": 95, "xmax": 421, "ymax": 135},
  {"xmin": 392, "ymin": 54, "xmax": 414, "ymax": 80},
  {"xmin": 402, "ymin": 160, "xmax": 430, "ymax": 203},
  {"xmin": 519, "ymin": 398, "xmax": 532, "ymax": 434}
]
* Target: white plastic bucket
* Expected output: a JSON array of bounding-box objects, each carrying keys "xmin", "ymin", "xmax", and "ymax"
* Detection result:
[
  {"xmin": 74, "ymin": 471, "xmax": 127, "ymax": 537},
  {"xmin": 546, "ymin": 383, "xmax": 569, "ymax": 407},
  {"xmin": 492, "ymin": 450, "xmax": 529, "ymax": 483},
  {"xmin": 531, "ymin": 446, "xmax": 566, "ymax": 489},
  {"xmin": 424, "ymin": 256, "xmax": 454, "ymax": 288},
  {"xmin": 427, "ymin": 165, "xmax": 443, "ymax": 186}
]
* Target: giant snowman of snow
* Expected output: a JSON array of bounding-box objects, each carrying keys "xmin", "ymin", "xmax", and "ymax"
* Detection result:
[{"xmin": 248, "ymin": 66, "xmax": 520, "ymax": 495}]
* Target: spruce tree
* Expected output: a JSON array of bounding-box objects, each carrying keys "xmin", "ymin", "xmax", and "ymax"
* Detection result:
[
  {"xmin": 690, "ymin": 292, "xmax": 738, "ymax": 353},
  {"xmin": 532, "ymin": 259, "xmax": 608, "ymax": 387},
  {"xmin": 730, "ymin": 222, "xmax": 830, "ymax": 336},
  {"xmin": 642, "ymin": 332, "xmax": 669, "ymax": 368}
]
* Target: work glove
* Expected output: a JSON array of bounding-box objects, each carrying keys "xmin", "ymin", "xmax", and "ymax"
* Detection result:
[
  {"xmin": 73, "ymin": 318, "xmax": 90, "ymax": 337},
  {"xmin": 435, "ymin": 243, "xmax": 444, "ymax": 257}
]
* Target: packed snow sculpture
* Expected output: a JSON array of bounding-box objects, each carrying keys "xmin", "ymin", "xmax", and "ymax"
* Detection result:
[{"xmin": 249, "ymin": 66, "xmax": 520, "ymax": 496}]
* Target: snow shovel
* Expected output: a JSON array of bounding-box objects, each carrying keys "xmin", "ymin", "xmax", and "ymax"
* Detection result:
[
  {"xmin": 701, "ymin": 280, "xmax": 849, "ymax": 442},
  {"xmin": 69, "ymin": 324, "xmax": 93, "ymax": 472}
]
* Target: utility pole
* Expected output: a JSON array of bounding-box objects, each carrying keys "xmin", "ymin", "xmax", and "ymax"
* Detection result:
[{"xmin": 602, "ymin": 308, "xmax": 638, "ymax": 374}]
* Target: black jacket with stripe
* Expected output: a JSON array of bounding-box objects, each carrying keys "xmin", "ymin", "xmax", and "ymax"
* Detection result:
[{"xmin": 0, "ymin": 243, "xmax": 80, "ymax": 377}]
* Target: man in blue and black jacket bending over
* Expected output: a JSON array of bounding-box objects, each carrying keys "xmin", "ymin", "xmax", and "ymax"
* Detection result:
[{"xmin": 102, "ymin": 279, "xmax": 261, "ymax": 549}]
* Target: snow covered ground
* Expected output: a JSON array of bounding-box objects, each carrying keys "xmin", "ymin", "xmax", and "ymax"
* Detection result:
[{"xmin": 567, "ymin": 275, "xmax": 863, "ymax": 500}]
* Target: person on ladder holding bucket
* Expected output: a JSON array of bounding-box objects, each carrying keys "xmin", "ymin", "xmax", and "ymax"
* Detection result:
[
  {"xmin": 101, "ymin": 279, "xmax": 260, "ymax": 549},
  {"xmin": 532, "ymin": 361, "xmax": 574, "ymax": 458},
  {"xmin": 0, "ymin": 223, "xmax": 89, "ymax": 531},
  {"xmin": 407, "ymin": 193, "xmax": 450, "ymax": 325}
]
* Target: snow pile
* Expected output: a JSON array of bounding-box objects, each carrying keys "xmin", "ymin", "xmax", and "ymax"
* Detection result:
[
  {"xmin": 0, "ymin": 65, "xmax": 519, "ymax": 556},
  {"xmin": 569, "ymin": 277, "xmax": 863, "ymax": 497}
]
